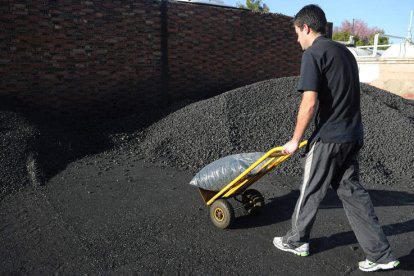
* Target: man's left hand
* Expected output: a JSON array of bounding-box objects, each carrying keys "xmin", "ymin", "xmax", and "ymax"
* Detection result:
[{"xmin": 281, "ymin": 140, "xmax": 299, "ymax": 155}]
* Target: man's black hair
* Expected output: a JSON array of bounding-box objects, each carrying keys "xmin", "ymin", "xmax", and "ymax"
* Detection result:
[{"xmin": 293, "ymin": 4, "xmax": 327, "ymax": 34}]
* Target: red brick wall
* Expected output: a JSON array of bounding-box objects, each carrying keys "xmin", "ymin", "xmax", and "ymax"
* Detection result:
[
  {"xmin": 167, "ymin": 2, "xmax": 301, "ymax": 101},
  {"xmin": 0, "ymin": 0, "xmax": 302, "ymax": 118}
]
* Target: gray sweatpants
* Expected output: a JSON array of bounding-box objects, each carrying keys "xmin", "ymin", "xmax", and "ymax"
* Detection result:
[{"xmin": 282, "ymin": 140, "xmax": 396, "ymax": 263}]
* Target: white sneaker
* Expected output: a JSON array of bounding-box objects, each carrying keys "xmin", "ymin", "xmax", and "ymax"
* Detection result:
[
  {"xmin": 273, "ymin": 237, "xmax": 309, "ymax": 257},
  {"xmin": 358, "ymin": 259, "xmax": 400, "ymax": 272}
]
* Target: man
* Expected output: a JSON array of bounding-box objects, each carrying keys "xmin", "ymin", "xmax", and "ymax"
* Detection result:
[{"xmin": 272, "ymin": 4, "xmax": 399, "ymax": 272}]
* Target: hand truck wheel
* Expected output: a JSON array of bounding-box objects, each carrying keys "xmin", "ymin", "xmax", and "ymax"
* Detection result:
[
  {"xmin": 242, "ymin": 189, "xmax": 264, "ymax": 215},
  {"xmin": 210, "ymin": 199, "xmax": 235, "ymax": 229}
]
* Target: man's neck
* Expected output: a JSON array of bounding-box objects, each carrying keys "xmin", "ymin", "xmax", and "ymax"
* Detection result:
[{"xmin": 309, "ymin": 33, "xmax": 322, "ymax": 46}]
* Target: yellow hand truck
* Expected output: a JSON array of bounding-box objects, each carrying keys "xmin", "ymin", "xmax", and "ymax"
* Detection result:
[{"xmin": 198, "ymin": 141, "xmax": 308, "ymax": 229}]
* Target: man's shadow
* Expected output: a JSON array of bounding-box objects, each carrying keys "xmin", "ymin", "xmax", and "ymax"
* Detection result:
[{"xmin": 232, "ymin": 188, "xmax": 414, "ymax": 271}]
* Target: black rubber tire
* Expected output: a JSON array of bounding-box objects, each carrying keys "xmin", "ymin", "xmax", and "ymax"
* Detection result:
[
  {"xmin": 210, "ymin": 199, "xmax": 235, "ymax": 229},
  {"xmin": 242, "ymin": 189, "xmax": 264, "ymax": 215}
]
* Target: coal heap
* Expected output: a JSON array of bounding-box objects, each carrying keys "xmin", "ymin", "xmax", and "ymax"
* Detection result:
[
  {"xmin": 135, "ymin": 77, "xmax": 414, "ymax": 187},
  {"xmin": 0, "ymin": 100, "xmax": 105, "ymax": 198},
  {"xmin": 0, "ymin": 110, "xmax": 41, "ymax": 196},
  {"xmin": 1, "ymin": 76, "xmax": 413, "ymax": 197}
]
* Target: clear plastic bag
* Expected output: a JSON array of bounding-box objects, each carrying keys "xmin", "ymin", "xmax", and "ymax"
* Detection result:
[{"xmin": 189, "ymin": 152, "xmax": 266, "ymax": 191}]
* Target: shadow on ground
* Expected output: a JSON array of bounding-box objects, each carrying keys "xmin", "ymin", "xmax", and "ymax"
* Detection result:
[
  {"xmin": 233, "ymin": 189, "xmax": 414, "ymax": 228},
  {"xmin": 232, "ymin": 188, "xmax": 414, "ymax": 271}
]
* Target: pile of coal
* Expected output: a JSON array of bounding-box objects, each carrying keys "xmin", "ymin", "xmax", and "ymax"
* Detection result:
[
  {"xmin": 0, "ymin": 109, "xmax": 41, "ymax": 197},
  {"xmin": 1, "ymin": 76, "xmax": 413, "ymax": 197},
  {"xmin": 134, "ymin": 77, "xmax": 414, "ymax": 187},
  {"xmin": 0, "ymin": 100, "xmax": 104, "ymax": 198}
]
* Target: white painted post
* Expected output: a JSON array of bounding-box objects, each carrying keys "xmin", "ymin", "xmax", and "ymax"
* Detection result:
[{"xmin": 372, "ymin": 33, "xmax": 379, "ymax": 57}]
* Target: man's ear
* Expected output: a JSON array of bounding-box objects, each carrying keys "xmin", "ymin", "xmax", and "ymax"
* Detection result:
[{"xmin": 303, "ymin": 24, "xmax": 311, "ymax": 34}]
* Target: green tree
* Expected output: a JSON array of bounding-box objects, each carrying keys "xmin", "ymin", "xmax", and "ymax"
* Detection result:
[
  {"xmin": 332, "ymin": 31, "xmax": 352, "ymax": 43},
  {"xmin": 332, "ymin": 31, "xmax": 362, "ymax": 46},
  {"xmin": 367, "ymin": 31, "xmax": 390, "ymax": 50},
  {"xmin": 237, "ymin": 0, "xmax": 269, "ymax": 12}
]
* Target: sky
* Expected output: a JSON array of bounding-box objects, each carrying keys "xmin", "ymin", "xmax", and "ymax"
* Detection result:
[{"xmin": 223, "ymin": 0, "xmax": 414, "ymax": 44}]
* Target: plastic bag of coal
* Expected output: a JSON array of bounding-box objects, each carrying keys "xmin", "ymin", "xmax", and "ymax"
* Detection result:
[{"xmin": 189, "ymin": 152, "xmax": 266, "ymax": 191}]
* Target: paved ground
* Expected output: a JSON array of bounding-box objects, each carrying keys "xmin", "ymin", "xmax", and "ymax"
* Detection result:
[{"xmin": 1, "ymin": 150, "xmax": 413, "ymax": 275}]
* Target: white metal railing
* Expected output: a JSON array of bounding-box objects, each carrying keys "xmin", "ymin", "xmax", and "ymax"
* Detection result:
[
  {"xmin": 356, "ymin": 33, "xmax": 413, "ymax": 58},
  {"xmin": 356, "ymin": 10, "xmax": 413, "ymax": 58}
]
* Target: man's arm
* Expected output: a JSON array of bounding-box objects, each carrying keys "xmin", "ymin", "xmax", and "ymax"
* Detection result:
[{"xmin": 281, "ymin": 91, "xmax": 318, "ymax": 155}]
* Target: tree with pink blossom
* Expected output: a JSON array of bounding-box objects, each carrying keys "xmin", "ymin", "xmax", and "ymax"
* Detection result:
[{"xmin": 333, "ymin": 19, "xmax": 389, "ymax": 46}]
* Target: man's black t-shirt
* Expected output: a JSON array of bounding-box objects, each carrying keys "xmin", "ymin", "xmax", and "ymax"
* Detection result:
[{"xmin": 298, "ymin": 36, "xmax": 364, "ymax": 143}]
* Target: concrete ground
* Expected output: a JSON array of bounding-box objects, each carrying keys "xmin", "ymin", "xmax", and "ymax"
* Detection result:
[{"xmin": 1, "ymin": 150, "xmax": 413, "ymax": 275}]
